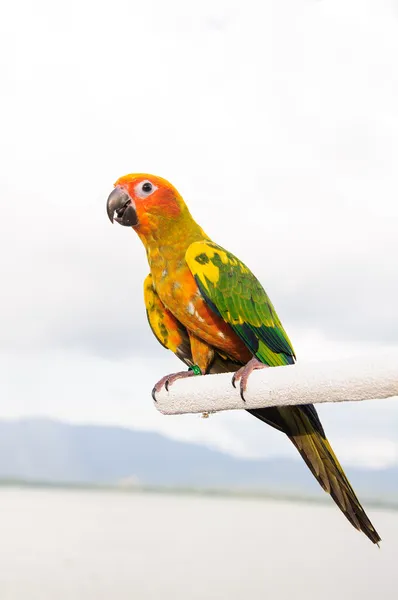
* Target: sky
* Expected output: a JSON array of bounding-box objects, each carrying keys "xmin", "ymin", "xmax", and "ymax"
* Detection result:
[{"xmin": 1, "ymin": 0, "xmax": 398, "ymax": 469}]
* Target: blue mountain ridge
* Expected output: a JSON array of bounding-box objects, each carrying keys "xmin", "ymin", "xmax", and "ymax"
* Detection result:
[{"xmin": 0, "ymin": 418, "xmax": 396, "ymax": 501}]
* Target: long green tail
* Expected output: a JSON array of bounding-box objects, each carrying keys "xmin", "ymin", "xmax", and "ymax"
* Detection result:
[
  {"xmin": 208, "ymin": 355, "xmax": 381, "ymax": 543},
  {"xmin": 249, "ymin": 405, "xmax": 381, "ymax": 545}
]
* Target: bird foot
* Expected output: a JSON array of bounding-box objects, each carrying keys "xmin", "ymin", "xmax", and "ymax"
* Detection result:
[
  {"xmin": 232, "ymin": 357, "xmax": 269, "ymax": 401},
  {"xmin": 152, "ymin": 369, "xmax": 200, "ymax": 402}
]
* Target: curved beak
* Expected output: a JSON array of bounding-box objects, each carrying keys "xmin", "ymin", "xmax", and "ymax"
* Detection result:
[{"xmin": 106, "ymin": 186, "xmax": 138, "ymax": 227}]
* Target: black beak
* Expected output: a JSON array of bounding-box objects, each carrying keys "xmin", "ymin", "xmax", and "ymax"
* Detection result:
[{"xmin": 106, "ymin": 186, "xmax": 138, "ymax": 227}]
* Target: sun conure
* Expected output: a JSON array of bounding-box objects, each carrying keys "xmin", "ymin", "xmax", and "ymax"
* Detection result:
[{"xmin": 106, "ymin": 173, "xmax": 381, "ymax": 545}]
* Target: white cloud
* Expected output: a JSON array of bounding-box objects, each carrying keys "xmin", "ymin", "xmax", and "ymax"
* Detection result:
[
  {"xmin": 329, "ymin": 437, "xmax": 398, "ymax": 470},
  {"xmin": 1, "ymin": 0, "xmax": 398, "ymax": 468}
]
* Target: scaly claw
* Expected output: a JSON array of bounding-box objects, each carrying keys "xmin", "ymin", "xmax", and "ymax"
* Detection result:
[
  {"xmin": 152, "ymin": 369, "xmax": 199, "ymax": 402},
  {"xmin": 232, "ymin": 357, "xmax": 269, "ymax": 402}
]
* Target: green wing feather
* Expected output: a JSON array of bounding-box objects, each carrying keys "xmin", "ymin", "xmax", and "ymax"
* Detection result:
[{"xmin": 185, "ymin": 240, "xmax": 295, "ymax": 367}]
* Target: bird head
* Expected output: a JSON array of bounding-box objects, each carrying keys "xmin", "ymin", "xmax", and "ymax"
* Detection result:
[{"xmin": 106, "ymin": 173, "xmax": 189, "ymax": 239}]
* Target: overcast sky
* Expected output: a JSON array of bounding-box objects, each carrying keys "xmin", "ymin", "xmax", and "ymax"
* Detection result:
[{"xmin": 1, "ymin": 0, "xmax": 398, "ymax": 469}]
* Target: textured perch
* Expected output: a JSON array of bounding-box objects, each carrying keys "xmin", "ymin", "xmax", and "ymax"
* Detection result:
[{"xmin": 153, "ymin": 353, "xmax": 398, "ymax": 415}]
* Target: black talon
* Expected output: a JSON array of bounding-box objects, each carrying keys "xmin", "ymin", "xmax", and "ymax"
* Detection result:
[
  {"xmin": 232, "ymin": 373, "xmax": 245, "ymax": 401},
  {"xmin": 240, "ymin": 386, "xmax": 246, "ymax": 402},
  {"xmin": 151, "ymin": 388, "xmax": 158, "ymax": 402},
  {"xmin": 165, "ymin": 380, "xmax": 169, "ymax": 392}
]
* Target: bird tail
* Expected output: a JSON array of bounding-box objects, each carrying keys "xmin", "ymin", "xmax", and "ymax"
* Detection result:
[{"xmin": 250, "ymin": 405, "xmax": 381, "ymax": 545}]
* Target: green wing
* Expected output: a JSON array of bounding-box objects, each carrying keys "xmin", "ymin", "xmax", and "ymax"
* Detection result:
[{"xmin": 185, "ymin": 240, "xmax": 296, "ymax": 367}]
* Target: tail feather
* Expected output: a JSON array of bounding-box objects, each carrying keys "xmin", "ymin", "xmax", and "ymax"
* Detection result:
[
  {"xmin": 207, "ymin": 354, "xmax": 381, "ymax": 544},
  {"xmin": 250, "ymin": 405, "xmax": 381, "ymax": 545}
]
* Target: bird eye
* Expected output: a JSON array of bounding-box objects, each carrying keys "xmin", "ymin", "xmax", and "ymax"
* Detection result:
[{"xmin": 135, "ymin": 180, "xmax": 157, "ymax": 198}]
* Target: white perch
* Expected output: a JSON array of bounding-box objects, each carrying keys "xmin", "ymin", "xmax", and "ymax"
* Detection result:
[{"xmin": 154, "ymin": 353, "xmax": 398, "ymax": 415}]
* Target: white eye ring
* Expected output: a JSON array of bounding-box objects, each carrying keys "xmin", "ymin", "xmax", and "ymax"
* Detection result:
[{"xmin": 135, "ymin": 180, "xmax": 158, "ymax": 199}]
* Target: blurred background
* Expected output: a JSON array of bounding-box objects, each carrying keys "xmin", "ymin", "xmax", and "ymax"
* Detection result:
[{"xmin": 1, "ymin": 0, "xmax": 398, "ymax": 598}]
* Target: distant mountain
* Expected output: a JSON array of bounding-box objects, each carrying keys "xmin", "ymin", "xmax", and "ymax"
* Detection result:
[{"xmin": 0, "ymin": 418, "xmax": 397, "ymax": 501}]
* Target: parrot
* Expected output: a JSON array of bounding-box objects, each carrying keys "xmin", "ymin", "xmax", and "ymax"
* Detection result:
[{"xmin": 106, "ymin": 172, "xmax": 381, "ymax": 545}]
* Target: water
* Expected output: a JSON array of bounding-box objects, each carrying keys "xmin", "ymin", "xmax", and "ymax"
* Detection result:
[{"xmin": 0, "ymin": 487, "xmax": 397, "ymax": 599}]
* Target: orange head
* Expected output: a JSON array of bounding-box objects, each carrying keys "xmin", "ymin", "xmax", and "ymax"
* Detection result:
[{"xmin": 106, "ymin": 173, "xmax": 195, "ymax": 244}]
